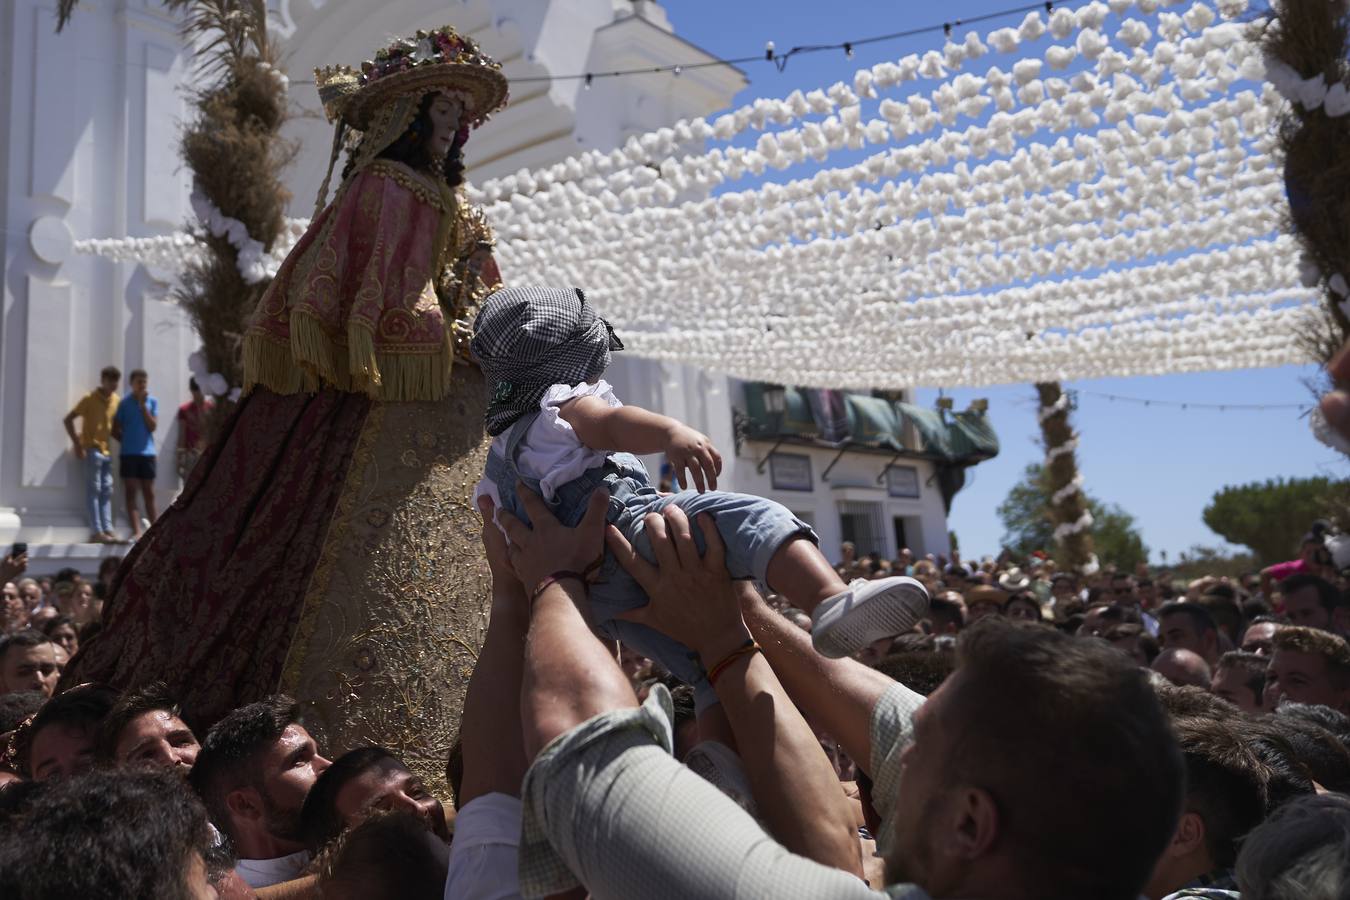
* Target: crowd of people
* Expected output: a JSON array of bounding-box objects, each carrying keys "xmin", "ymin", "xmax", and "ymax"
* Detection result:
[{"xmin": 3, "ymin": 483, "xmax": 1350, "ymax": 899}]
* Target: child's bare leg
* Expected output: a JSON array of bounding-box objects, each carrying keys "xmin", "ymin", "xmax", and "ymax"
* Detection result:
[{"xmin": 765, "ymin": 537, "xmax": 848, "ymax": 613}]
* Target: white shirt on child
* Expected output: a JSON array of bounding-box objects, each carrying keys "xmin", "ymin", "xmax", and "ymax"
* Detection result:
[{"xmin": 473, "ymin": 380, "xmax": 623, "ymax": 525}]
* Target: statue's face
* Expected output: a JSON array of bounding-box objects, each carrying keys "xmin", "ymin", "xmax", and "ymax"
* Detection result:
[{"xmin": 428, "ymin": 93, "xmax": 463, "ymax": 156}]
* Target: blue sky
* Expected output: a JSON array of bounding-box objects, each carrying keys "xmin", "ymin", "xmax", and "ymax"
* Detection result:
[{"xmin": 662, "ymin": 0, "xmax": 1339, "ymax": 561}]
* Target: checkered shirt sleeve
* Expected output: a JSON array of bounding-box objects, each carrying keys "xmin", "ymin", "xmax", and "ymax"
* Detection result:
[
  {"xmin": 867, "ymin": 682, "xmax": 929, "ymax": 863},
  {"xmin": 517, "ymin": 684, "xmax": 925, "ymax": 900}
]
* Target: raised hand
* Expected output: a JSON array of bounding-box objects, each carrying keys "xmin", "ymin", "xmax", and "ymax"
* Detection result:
[
  {"xmin": 496, "ymin": 481, "xmax": 609, "ymax": 596},
  {"xmin": 608, "ymin": 504, "xmax": 750, "ymax": 664},
  {"xmin": 665, "ymin": 423, "xmax": 723, "ymax": 494}
]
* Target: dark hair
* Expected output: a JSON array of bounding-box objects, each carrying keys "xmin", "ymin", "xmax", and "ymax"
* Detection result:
[
  {"xmin": 949, "ymin": 620, "xmax": 1184, "ymax": 900},
  {"xmin": 314, "ymin": 811, "xmax": 447, "ymax": 900},
  {"xmin": 1158, "ymin": 601, "xmax": 1219, "ymax": 637},
  {"xmin": 1151, "ymin": 682, "xmax": 1240, "ymax": 721},
  {"xmin": 129, "ymin": 368, "xmax": 148, "ymax": 382},
  {"xmin": 0, "ymin": 690, "xmax": 46, "ymax": 734},
  {"xmin": 1243, "ymin": 597, "xmax": 1274, "ymax": 621},
  {"xmin": 1105, "ymin": 603, "xmax": 1140, "ymax": 625},
  {"xmin": 1277, "ymin": 703, "xmax": 1350, "ymax": 750},
  {"xmin": 99, "ymin": 365, "xmax": 121, "ymax": 381},
  {"xmin": 189, "ymin": 695, "xmax": 301, "ymax": 844},
  {"xmin": 96, "ymin": 681, "xmax": 189, "ymax": 763},
  {"xmin": 1216, "ymin": 651, "xmax": 1269, "ymax": 708},
  {"xmin": 39, "ymin": 615, "xmax": 76, "ymax": 638},
  {"xmin": 1058, "ymin": 612, "xmax": 1086, "ymax": 635},
  {"xmin": 928, "ymin": 596, "xmax": 964, "ymax": 631},
  {"xmin": 1203, "ymin": 582, "xmax": 1238, "ymax": 602},
  {"xmin": 1103, "ymin": 623, "xmax": 1161, "ymax": 664},
  {"xmin": 1236, "ymin": 794, "xmax": 1350, "ymax": 899},
  {"xmin": 1242, "ymin": 720, "xmax": 1318, "ymax": 814},
  {"xmin": 1199, "ymin": 595, "xmax": 1246, "ymax": 643},
  {"xmin": 16, "ymin": 683, "xmax": 119, "ymax": 778},
  {"xmin": 0, "ymin": 628, "xmax": 52, "ymax": 661},
  {"xmin": 189, "ymin": 377, "xmax": 199, "ymax": 393},
  {"xmin": 890, "ymin": 633, "xmax": 937, "ymax": 653},
  {"xmin": 1265, "ymin": 714, "xmax": 1350, "ymax": 795},
  {"xmin": 301, "ymin": 746, "xmax": 402, "ymax": 852},
  {"xmin": 1282, "ymin": 574, "xmax": 1345, "ymax": 611},
  {"xmin": 340, "ymin": 92, "xmax": 467, "ymax": 186},
  {"xmin": 0, "ymin": 768, "xmax": 212, "ymax": 900},
  {"xmin": 1171, "ymin": 715, "xmax": 1270, "ymax": 869},
  {"xmin": 669, "ymin": 682, "xmax": 697, "ymax": 734},
  {"xmin": 0, "ymin": 778, "xmax": 42, "ymax": 826},
  {"xmin": 873, "ymin": 649, "xmax": 955, "ymax": 697}
]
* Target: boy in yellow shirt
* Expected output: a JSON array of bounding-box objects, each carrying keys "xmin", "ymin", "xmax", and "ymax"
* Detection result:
[{"xmin": 63, "ymin": 366, "xmax": 121, "ymax": 543}]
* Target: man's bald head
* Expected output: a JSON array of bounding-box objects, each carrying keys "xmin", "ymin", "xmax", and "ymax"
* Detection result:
[{"xmin": 1152, "ymin": 647, "xmax": 1212, "ymax": 689}]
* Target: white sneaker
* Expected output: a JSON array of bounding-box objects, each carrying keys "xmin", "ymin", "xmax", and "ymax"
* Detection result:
[{"xmin": 811, "ymin": 576, "xmax": 931, "ymax": 659}]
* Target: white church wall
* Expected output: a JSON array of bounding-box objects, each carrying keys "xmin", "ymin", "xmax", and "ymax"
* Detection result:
[{"xmin": 0, "ymin": 0, "xmax": 193, "ymax": 559}]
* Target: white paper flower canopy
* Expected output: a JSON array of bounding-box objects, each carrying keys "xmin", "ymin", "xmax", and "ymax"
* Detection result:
[{"xmin": 77, "ymin": 0, "xmax": 1334, "ymax": 391}]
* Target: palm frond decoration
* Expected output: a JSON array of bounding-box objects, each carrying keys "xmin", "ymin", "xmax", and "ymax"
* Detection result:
[
  {"xmin": 161, "ymin": 0, "xmax": 273, "ymax": 80},
  {"xmin": 57, "ymin": 0, "xmax": 294, "ymax": 436}
]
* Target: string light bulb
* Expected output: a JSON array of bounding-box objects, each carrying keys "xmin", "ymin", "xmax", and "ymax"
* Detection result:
[
  {"xmin": 765, "ymin": 40, "xmax": 775, "ymax": 61},
  {"xmin": 844, "ymin": 42, "xmax": 854, "ymax": 59},
  {"xmin": 673, "ymin": 65, "xmax": 682, "ymax": 77},
  {"xmin": 584, "ymin": 73, "xmax": 593, "ymax": 90}
]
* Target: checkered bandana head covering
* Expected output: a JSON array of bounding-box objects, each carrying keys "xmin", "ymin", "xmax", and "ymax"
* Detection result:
[{"xmin": 471, "ymin": 286, "xmax": 624, "ymax": 436}]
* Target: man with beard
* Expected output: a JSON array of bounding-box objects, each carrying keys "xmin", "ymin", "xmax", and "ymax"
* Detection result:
[{"xmin": 189, "ymin": 694, "xmax": 332, "ymax": 888}]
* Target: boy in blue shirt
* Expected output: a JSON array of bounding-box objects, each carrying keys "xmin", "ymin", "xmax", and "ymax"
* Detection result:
[{"xmin": 113, "ymin": 369, "xmax": 159, "ymax": 540}]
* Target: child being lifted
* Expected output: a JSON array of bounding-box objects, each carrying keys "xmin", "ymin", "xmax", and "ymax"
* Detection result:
[{"xmin": 471, "ymin": 286, "xmax": 929, "ymax": 711}]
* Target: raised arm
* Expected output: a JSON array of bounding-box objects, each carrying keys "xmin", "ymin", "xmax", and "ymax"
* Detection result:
[
  {"xmin": 496, "ymin": 483, "xmax": 633, "ymax": 758},
  {"xmin": 738, "ymin": 586, "xmax": 895, "ymax": 781},
  {"xmin": 455, "ymin": 495, "xmax": 532, "ymax": 805},
  {"xmin": 558, "ymin": 395, "xmax": 722, "ymax": 492},
  {"xmin": 498, "ymin": 484, "xmax": 879, "ymax": 900},
  {"xmin": 608, "ymin": 506, "xmax": 863, "ymax": 877}
]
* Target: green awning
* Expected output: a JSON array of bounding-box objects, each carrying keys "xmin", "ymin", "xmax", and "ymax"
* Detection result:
[
  {"xmin": 846, "ymin": 394, "xmax": 902, "ymax": 450},
  {"xmin": 742, "ymin": 386, "xmax": 998, "ymax": 465},
  {"xmin": 893, "ymin": 402, "xmax": 950, "ymax": 457},
  {"xmin": 948, "ymin": 410, "xmax": 1000, "ymax": 461}
]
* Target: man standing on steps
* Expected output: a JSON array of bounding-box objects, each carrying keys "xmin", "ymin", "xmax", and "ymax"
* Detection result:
[
  {"xmin": 113, "ymin": 368, "xmax": 159, "ymax": 541},
  {"xmin": 63, "ymin": 365, "xmax": 121, "ymax": 543}
]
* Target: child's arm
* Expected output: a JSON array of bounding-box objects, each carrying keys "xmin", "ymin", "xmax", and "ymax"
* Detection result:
[{"xmin": 559, "ymin": 395, "xmax": 723, "ymax": 492}]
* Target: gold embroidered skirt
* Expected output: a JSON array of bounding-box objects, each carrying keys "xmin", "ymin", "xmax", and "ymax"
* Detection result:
[{"xmin": 281, "ymin": 366, "xmax": 492, "ymax": 791}]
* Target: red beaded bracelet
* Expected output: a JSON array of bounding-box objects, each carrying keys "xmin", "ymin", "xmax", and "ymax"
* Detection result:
[
  {"xmin": 706, "ymin": 639, "xmax": 762, "ymax": 687},
  {"xmin": 529, "ymin": 571, "xmax": 587, "ymax": 605}
]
